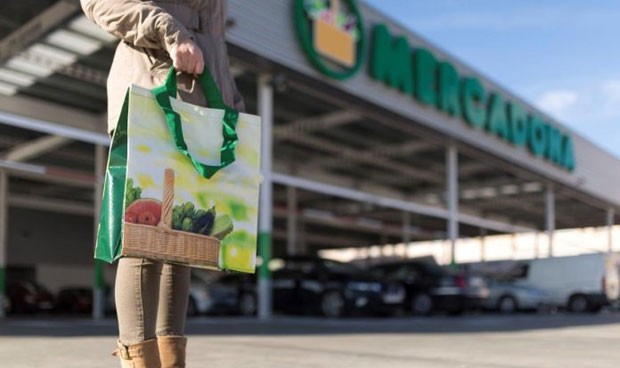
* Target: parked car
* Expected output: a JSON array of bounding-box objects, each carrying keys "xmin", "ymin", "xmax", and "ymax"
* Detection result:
[
  {"xmin": 6, "ymin": 281, "xmax": 55, "ymax": 314},
  {"xmin": 274, "ymin": 257, "xmax": 405, "ymax": 317},
  {"xmin": 483, "ymin": 276, "xmax": 550, "ymax": 314},
  {"xmin": 205, "ymin": 256, "xmax": 405, "ymax": 318},
  {"xmin": 205, "ymin": 272, "xmax": 257, "ymax": 316},
  {"xmin": 187, "ymin": 273, "xmax": 214, "ymax": 316},
  {"xmin": 55, "ymin": 287, "xmax": 93, "ymax": 314},
  {"xmin": 511, "ymin": 253, "xmax": 620, "ymax": 313},
  {"xmin": 368, "ymin": 259, "xmax": 489, "ymax": 315}
]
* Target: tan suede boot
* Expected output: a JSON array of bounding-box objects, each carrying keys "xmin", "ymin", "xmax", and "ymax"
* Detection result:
[
  {"xmin": 113, "ymin": 339, "xmax": 161, "ymax": 368},
  {"xmin": 157, "ymin": 336, "xmax": 187, "ymax": 368}
]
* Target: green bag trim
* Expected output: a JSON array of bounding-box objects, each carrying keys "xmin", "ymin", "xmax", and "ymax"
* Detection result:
[
  {"xmin": 152, "ymin": 67, "xmax": 239, "ymax": 179},
  {"xmin": 95, "ymin": 90, "xmax": 130, "ymax": 263}
]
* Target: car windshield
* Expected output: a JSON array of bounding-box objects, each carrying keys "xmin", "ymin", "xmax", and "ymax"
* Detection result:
[
  {"xmin": 420, "ymin": 262, "xmax": 445, "ymax": 276},
  {"xmin": 322, "ymin": 259, "xmax": 363, "ymax": 274}
]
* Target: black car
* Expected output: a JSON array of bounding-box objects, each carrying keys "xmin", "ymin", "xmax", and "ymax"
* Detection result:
[
  {"xmin": 206, "ymin": 257, "xmax": 405, "ymax": 317},
  {"xmin": 368, "ymin": 260, "xmax": 489, "ymax": 315},
  {"xmin": 6, "ymin": 281, "xmax": 55, "ymax": 314},
  {"xmin": 55, "ymin": 287, "xmax": 93, "ymax": 314}
]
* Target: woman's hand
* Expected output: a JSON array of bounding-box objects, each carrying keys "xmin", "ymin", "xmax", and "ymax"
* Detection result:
[{"xmin": 169, "ymin": 39, "xmax": 204, "ymax": 75}]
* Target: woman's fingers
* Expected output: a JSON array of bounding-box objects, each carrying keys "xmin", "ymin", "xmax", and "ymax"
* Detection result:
[
  {"xmin": 194, "ymin": 56, "xmax": 204, "ymax": 75},
  {"xmin": 170, "ymin": 40, "xmax": 204, "ymax": 74}
]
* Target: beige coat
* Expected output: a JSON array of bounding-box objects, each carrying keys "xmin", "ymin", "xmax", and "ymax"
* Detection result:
[{"xmin": 80, "ymin": 0, "xmax": 244, "ymax": 133}]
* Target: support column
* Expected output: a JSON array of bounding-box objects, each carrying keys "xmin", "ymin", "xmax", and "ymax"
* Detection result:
[
  {"xmin": 446, "ymin": 144, "xmax": 459, "ymax": 267},
  {"xmin": 607, "ymin": 208, "xmax": 615, "ymax": 253},
  {"xmin": 298, "ymin": 218, "xmax": 307, "ymax": 256},
  {"xmin": 92, "ymin": 145, "xmax": 105, "ymax": 319},
  {"xmin": 0, "ymin": 170, "xmax": 7, "ymax": 318},
  {"xmin": 534, "ymin": 231, "xmax": 540, "ymax": 259},
  {"xmin": 258, "ymin": 74, "xmax": 274, "ymax": 320},
  {"xmin": 402, "ymin": 212, "xmax": 411, "ymax": 244},
  {"xmin": 546, "ymin": 184, "xmax": 555, "ymax": 257},
  {"xmin": 402, "ymin": 212, "xmax": 411, "ymax": 258},
  {"xmin": 480, "ymin": 228, "xmax": 487, "ymax": 263},
  {"xmin": 286, "ymin": 186, "xmax": 297, "ymax": 256}
]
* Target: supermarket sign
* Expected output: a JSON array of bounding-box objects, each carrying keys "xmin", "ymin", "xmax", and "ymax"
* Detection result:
[{"xmin": 294, "ymin": 0, "xmax": 575, "ymax": 172}]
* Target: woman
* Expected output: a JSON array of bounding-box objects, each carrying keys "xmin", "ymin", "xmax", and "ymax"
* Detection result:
[{"xmin": 80, "ymin": 1, "xmax": 244, "ymax": 366}]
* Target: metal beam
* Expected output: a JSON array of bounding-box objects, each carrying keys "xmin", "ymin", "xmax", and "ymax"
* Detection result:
[
  {"xmin": 413, "ymin": 177, "xmax": 533, "ymax": 203},
  {"xmin": 3, "ymin": 135, "xmax": 71, "ymax": 161},
  {"xmin": 0, "ymin": 0, "xmax": 80, "ymax": 63},
  {"xmin": 0, "ymin": 111, "xmax": 108, "ymax": 146},
  {"xmin": 0, "ymin": 92, "xmax": 106, "ymax": 133},
  {"xmin": 281, "ymin": 133, "xmax": 444, "ymax": 184},
  {"xmin": 273, "ymin": 207, "xmax": 437, "ymax": 240},
  {"xmin": 273, "ymin": 230, "xmax": 369, "ymax": 249},
  {"xmin": 273, "ymin": 163, "xmax": 538, "ymax": 232},
  {"xmin": 274, "ymin": 110, "xmax": 359, "ymax": 139},
  {"xmin": 304, "ymin": 139, "xmax": 436, "ymax": 172},
  {"xmin": 9, "ymin": 194, "xmax": 92, "ymax": 216},
  {"xmin": 459, "ymin": 162, "xmax": 490, "ymax": 177},
  {"xmin": 0, "ymin": 135, "xmax": 92, "ymax": 165},
  {"xmin": 272, "ymin": 172, "xmax": 535, "ymax": 234},
  {"xmin": 0, "ymin": 159, "xmax": 94, "ymax": 187}
]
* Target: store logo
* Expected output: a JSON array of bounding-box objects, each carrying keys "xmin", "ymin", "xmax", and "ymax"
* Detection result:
[{"xmin": 294, "ymin": 0, "xmax": 366, "ymax": 80}]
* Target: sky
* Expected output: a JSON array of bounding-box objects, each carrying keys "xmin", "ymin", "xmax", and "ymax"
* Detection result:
[{"xmin": 363, "ymin": 0, "xmax": 620, "ymax": 158}]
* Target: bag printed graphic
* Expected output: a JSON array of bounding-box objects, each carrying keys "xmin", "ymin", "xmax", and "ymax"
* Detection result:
[{"xmin": 96, "ymin": 68, "xmax": 261, "ymax": 273}]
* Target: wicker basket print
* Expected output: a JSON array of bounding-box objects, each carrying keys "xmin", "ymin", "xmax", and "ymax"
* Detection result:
[
  {"xmin": 313, "ymin": 0, "xmax": 356, "ymax": 67},
  {"xmin": 122, "ymin": 169, "xmax": 221, "ymax": 268}
]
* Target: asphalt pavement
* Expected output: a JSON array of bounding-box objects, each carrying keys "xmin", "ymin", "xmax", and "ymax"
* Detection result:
[{"xmin": 1, "ymin": 313, "xmax": 619, "ymax": 367}]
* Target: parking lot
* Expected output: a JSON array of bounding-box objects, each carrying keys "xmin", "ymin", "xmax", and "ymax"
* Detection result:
[{"xmin": 1, "ymin": 313, "xmax": 619, "ymax": 367}]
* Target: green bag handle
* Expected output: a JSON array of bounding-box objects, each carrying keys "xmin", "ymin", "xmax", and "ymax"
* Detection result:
[{"xmin": 152, "ymin": 67, "xmax": 239, "ymax": 179}]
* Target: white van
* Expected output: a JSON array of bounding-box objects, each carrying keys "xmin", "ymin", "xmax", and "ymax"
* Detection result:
[{"xmin": 512, "ymin": 253, "xmax": 619, "ymax": 313}]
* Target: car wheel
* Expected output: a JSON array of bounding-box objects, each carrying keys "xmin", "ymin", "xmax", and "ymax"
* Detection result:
[
  {"xmin": 187, "ymin": 296, "xmax": 198, "ymax": 317},
  {"xmin": 568, "ymin": 294, "xmax": 589, "ymax": 313},
  {"xmin": 321, "ymin": 290, "xmax": 345, "ymax": 318},
  {"xmin": 498, "ymin": 296, "xmax": 518, "ymax": 314},
  {"xmin": 238, "ymin": 292, "xmax": 257, "ymax": 316},
  {"xmin": 410, "ymin": 293, "xmax": 433, "ymax": 316}
]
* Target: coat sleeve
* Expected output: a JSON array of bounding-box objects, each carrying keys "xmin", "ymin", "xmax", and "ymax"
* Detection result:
[{"xmin": 80, "ymin": 0, "xmax": 193, "ymax": 53}]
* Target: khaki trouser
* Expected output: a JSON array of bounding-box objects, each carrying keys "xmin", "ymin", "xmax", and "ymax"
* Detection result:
[{"xmin": 115, "ymin": 257, "xmax": 190, "ymax": 345}]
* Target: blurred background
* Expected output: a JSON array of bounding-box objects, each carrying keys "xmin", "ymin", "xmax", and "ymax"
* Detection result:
[{"xmin": 0, "ymin": 2, "xmax": 619, "ymax": 366}]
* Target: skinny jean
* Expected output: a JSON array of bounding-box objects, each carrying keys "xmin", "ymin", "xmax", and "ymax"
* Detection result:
[{"xmin": 115, "ymin": 257, "xmax": 190, "ymax": 345}]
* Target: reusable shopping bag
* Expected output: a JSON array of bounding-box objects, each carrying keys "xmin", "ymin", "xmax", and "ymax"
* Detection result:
[{"xmin": 95, "ymin": 67, "xmax": 261, "ymax": 273}]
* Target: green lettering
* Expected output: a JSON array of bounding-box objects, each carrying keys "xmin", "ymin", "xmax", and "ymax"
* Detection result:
[
  {"xmin": 413, "ymin": 48, "xmax": 437, "ymax": 106},
  {"xmin": 369, "ymin": 24, "xmax": 413, "ymax": 95},
  {"xmin": 461, "ymin": 78, "xmax": 487, "ymax": 129},
  {"xmin": 508, "ymin": 103, "xmax": 528, "ymax": 147},
  {"xmin": 437, "ymin": 62, "xmax": 461, "ymax": 117},
  {"xmin": 562, "ymin": 136, "xmax": 576, "ymax": 171},
  {"xmin": 527, "ymin": 116, "xmax": 548, "ymax": 157},
  {"xmin": 486, "ymin": 93, "xmax": 510, "ymax": 141},
  {"xmin": 546, "ymin": 125, "xmax": 563, "ymax": 165}
]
